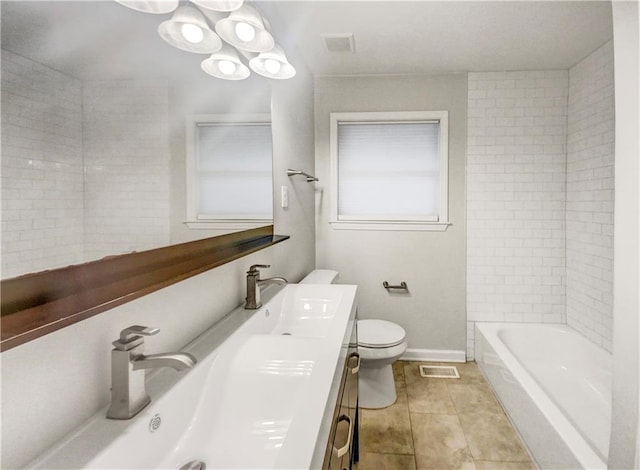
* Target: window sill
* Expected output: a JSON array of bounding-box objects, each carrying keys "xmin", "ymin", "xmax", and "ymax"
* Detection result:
[
  {"xmin": 185, "ymin": 220, "xmax": 273, "ymax": 231},
  {"xmin": 329, "ymin": 221, "xmax": 451, "ymax": 232}
]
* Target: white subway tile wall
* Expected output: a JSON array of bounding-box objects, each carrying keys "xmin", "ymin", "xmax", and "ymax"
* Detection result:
[
  {"xmin": 1, "ymin": 51, "xmax": 171, "ymax": 278},
  {"xmin": 566, "ymin": 41, "xmax": 615, "ymax": 352},
  {"xmin": 1, "ymin": 51, "xmax": 85, "ymax": 277},
  {"xmin": 466, "ymin": 70, "xmax": 569, "ymax": 359},
  {"xmin": 82, "ymin": 80, "xmax": 170, "ymax": 260}
]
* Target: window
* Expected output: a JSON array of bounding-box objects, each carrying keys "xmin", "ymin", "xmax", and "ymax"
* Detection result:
[
  {"xmin": 186, "ymin": 114, "xmax": 273, "ymax": 230},
  {"xmin": 330, "ymin": 111, "xmax": 449, "ymax": 231}
]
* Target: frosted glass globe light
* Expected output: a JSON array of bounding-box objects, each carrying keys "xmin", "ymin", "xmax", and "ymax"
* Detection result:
[
  {"xmin": 218, "ymin": 60, "xmax": 237, "ymax": 75},
  {"xmin": 264, "ymin": 58, "xmax": 281, "ymax": 74},
  {"xmin": 235, "ymin": 21, "xmax": 256, "ymax": 42},
  {"xmin": 249, "ymin": 44, "xmax": 295, "ymax": 79},
  {"xmin": 201, "ymin": 44, "xmax": 249, "ymax": 80},
  {"xmin": 158, "ymin": 5, "xmax": 222, "ymax": 53},
  {"xmin": 181, "ymin": 23, "xmax": 204, "ymax": 43},
  {"xmin": 215, "ymin": 4, "xmax": 274, "ymax": 52}
]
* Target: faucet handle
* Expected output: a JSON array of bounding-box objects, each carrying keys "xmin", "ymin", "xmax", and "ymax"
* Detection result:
[
  {"xmin": 248, "ymin": 264, "xmax": 270, "ymax": 273},
  {"xmin": 113, "ymin": 325, "xmax": 159, "ymax": 350},
  {"xmin": 119, "ymin": 325, "xmax": 159, "ymax": 343}
]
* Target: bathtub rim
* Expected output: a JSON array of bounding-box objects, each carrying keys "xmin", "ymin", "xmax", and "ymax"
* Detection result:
[{"xmin": 474, "ymin": 322, "xmax": 608, "ymax": 470}]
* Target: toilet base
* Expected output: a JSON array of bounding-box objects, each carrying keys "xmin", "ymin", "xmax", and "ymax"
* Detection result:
[{"xmin": 358, "ymin": 364, "xmax": 397, "ymax": 409}]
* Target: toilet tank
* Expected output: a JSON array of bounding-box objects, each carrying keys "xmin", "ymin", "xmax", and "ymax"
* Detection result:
[{"xmin": 299, "ymin": 269, "xmax": 339, "ymax": 284}]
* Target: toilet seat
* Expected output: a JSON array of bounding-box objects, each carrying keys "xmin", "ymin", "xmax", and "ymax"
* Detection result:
[
  {"xmin": 358, "ymin": 341, "xmax": 407, "ymax": 361},
  {"xmin": 358, "ymin": 319, "xmax": 406, "ymax": 348}
]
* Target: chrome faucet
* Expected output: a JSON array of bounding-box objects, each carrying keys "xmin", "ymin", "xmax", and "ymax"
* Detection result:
[
  {"xmin": 106, "ymin": 325, "xmax": 197, "ymax": 420},
  {"xmin": 245, "ymin": 264, "xmax": 288, "ymax": 309}
]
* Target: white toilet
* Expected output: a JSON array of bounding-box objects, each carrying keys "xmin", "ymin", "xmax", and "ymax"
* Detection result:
[
  {"xmin": 299, "ymin": 269, "xmax": 339, "ymax": 284},
  {"xmin": 357, "ymin": 319, "xmax": 407, "ymax": 409},
  {"xmin": 299, "ymin": 270, "xmax": 408, "ymax": 409}
]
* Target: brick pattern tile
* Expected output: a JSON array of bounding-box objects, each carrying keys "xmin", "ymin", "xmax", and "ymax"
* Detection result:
[
  {"xmin": 566, "ymin": 41, "xmax": 615, "ymax": 352},
  {"xmin": 1, "ymin": 50, "xmax": 172, "ymax": 277}
]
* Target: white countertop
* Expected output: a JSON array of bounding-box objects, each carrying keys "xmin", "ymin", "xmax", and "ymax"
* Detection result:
[{"xmin": 26, "ymin": 283, "xmax": 358, "ymax": 470}]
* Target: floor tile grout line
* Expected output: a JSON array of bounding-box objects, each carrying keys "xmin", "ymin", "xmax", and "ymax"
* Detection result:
[
  {"xmin": 443, "ymin": 366, "xmax": 477, "ymax": 467},
  {"xmin": 394, "ymin": 364, "xmax": 418, "ymax": 469},
  {"xmin": 442, "ymin": 365, "xmax": 484, "ymax": 462},
  {"xmin": 401, "ymin": 362, "xmax": 419, "ymax": 470}
]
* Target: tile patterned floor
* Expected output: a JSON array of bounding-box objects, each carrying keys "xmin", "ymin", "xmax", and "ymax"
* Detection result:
[{"xmin": 357, "ymin": 361, "xmax": 536, "ymax": 470}]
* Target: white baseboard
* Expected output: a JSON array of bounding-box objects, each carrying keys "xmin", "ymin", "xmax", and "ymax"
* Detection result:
[{"xmin": 400, "ymin": 348, "xmax": 466, "ymax": 363}]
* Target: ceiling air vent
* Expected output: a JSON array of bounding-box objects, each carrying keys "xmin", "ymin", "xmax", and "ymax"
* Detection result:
[{"xmin": 321, "ymin": 33, "xmax": 355, "ymax": 53}]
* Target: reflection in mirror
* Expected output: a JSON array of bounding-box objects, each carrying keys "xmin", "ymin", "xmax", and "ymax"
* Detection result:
[
  {"xmin": 1, "ymin": 0, "xmax": 273, "ymax": 279},
  {"xmin": 185, "ymin": 113, "xmax": 273, "ymax": 231}
]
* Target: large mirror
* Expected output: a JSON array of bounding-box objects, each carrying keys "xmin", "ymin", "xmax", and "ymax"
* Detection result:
[{"xmin": 0, "ymin": 0, "xmax": 275, "ymax": 279}]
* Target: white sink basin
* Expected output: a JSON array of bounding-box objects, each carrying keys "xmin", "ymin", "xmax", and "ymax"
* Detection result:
[
  {"xmin": 26, "ymin": 283, "xmax": 358, "ymax": 470},
  {"xmin": 269, "ymin": 284, "xmax": 343, "ymax": 337},
  {"xmin": 162, "ymin": 335, "xmax": 327, "ymax": 469}
]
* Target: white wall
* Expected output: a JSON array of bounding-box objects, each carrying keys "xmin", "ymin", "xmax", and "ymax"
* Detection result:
[
  {"xmin": 314, "ymin": 74, "xmax": 467, "ymax": 356},
  {"xmin": 83, "ymin": 79, "xmax": 171, "ymax": 260},
  {"xmin": 0, "ymin": 60, "xmax": 316, "ymax": 469},
  {"xmin": 466, "ymin": 71, "xmax": 569, "ymax": 358},
  {"xmin": 609, "ymin": 1, "xmax": 640, "ymax": 467},
  {"xmin": 566, "ymin": 41, "xmax": 615, "ymax": 352},
  {"xmin": 271, "ymin": 58, "xmax": 317, "ymax": 282},
  {"xmin": 1, "ymin": 50, "xmax": 84, "ymax": 277}
]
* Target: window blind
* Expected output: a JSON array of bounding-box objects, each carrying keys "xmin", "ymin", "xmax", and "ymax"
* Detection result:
[
  {"xmin": 196, "ymin": 123, "xmax": 273, "ymax": 219},
  {"xmin": 337, "ymin": 121, "xmax": 441, "ymax": 221}
]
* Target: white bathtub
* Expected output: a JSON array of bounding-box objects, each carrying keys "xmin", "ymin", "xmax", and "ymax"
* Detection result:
[{"xmin": 475, "ymin": 323, "xmax": 612, "ymax": 470}]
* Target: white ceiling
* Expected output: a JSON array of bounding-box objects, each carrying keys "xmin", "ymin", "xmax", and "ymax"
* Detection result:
[
  {"xmin": 1, "ymin": 0, "xmax": 613, "ymax": 81},
  {"xmin": 268, "ymin": 1, "xmax": 613, "ymax": 76}
]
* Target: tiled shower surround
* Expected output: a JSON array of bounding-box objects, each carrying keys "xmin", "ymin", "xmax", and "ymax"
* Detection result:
[
  {"xmin": 467, "ymin": 41, "xmax": 615, "ymax": 358},
  {"xmin": 1, "ymin": 51, "xmax": 85, "ymax": 277},
  {"xmin": 1, "ymin": 51, "xmax": 170, "ymax": 277},
  {"xmin": 83, "ymin": 80, "xmax": 170, "ymax": 261},
  {"xmin": 566, "ymin": 41, "xmax": 615, "ymax": 352}
]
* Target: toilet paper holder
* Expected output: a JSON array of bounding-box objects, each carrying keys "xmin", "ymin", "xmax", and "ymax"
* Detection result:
[{"xmin": 383, "ymin": 281, "xmax": 408, "ymax": 291}]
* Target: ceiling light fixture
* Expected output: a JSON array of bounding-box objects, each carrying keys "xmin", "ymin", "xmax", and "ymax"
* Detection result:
[
  {"xmin": 114, "ymin": 0, "xmax": 294, "ymax": 81},
  {"xmin": 215, "ymin": 3, "xmax": 274, "ymax": 52},
  {"xmin": 201, "ymin": 44, "xmax": 250, "ymax": 80},
  {"xmin": 235, "ymin": 21, "xmax": 256, "ymax": 42},
  {"xmin": 114, "ymin": 0, "xmax": 179, "ymax": 14},
  {"xmin": 191, "ymin": 0, "xmax": 244, "ymax": 12},
  {"xmin": 249, "ymin": 44, "xmax": 296, "ymax": 79},
  {"xmin": 158, "ymin": 5, "xmax": 222, "ymax": 53},
  {"xmin": 181, "ymin": 23, "xmax": 204, "ymax": 43}
]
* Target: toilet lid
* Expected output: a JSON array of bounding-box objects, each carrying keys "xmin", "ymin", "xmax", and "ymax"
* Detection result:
[{"xmin": 358, "ymin": 319, "xmax": 406, "ymax": 348}]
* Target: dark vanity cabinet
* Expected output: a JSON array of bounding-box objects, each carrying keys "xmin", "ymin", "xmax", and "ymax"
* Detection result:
[{"xmin": 323, "ymin": 323, "xmax": 360, "ymax": 470}]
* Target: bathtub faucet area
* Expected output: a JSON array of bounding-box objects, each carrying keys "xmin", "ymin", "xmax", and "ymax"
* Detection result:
[
  {"xmin": 106, "ymin": 325, "xmax": 197, "ymax": 420},
  {"xmin": 244, "ymin": 264, "xmax": 288, "ymax": 309}
]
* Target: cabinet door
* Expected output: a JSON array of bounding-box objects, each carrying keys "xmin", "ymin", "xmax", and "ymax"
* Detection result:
[
  {"xmin": 325, "ymin": 322, "xmax": 359, "ymax": 470},
  {"xmin": 324, "ymin": 365, "xmax": 349, "ymax": 470}
]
